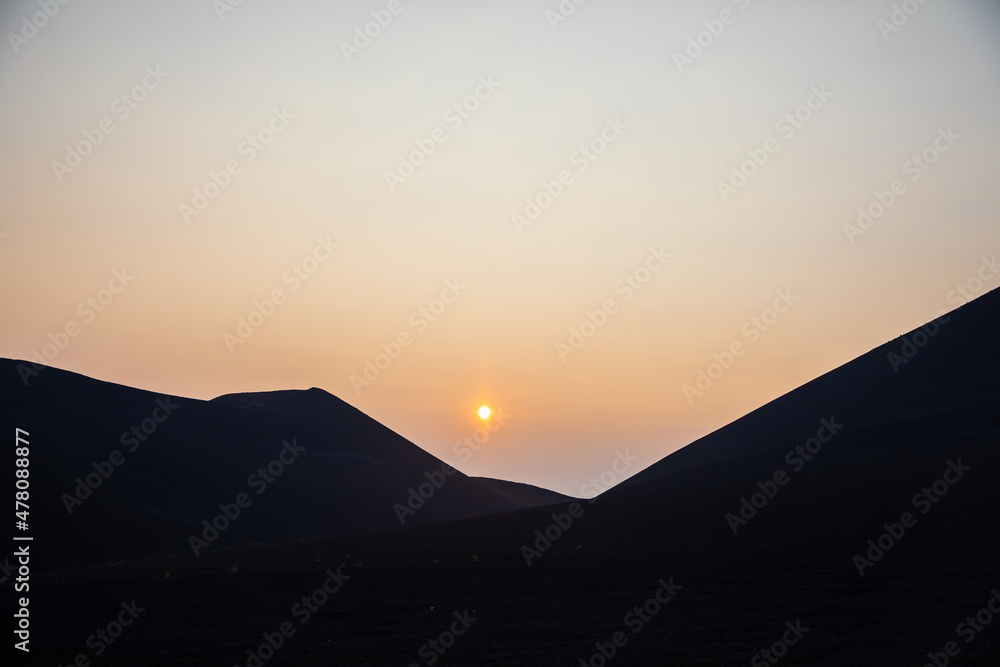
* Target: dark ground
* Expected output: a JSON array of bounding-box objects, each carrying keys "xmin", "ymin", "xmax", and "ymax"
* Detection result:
[{"xmin": 23, "ymin": 468, "xmax": 1000, "ymax": 666}]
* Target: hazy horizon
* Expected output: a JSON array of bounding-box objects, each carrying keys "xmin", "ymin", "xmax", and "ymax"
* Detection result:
[{"xmin": 2, "ymin": 0, "xmax": 999, "ymax": 497}]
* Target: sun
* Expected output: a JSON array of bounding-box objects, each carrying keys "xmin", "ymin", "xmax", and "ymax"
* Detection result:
[{"xmin": 478, "ymin": 406, "xmax": 491, "ymax": 420}]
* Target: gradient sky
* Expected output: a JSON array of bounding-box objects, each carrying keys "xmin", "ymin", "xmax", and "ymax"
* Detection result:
[{"xmin": 2, "ymin": 1, "xmax": 999, "ymax": 497}]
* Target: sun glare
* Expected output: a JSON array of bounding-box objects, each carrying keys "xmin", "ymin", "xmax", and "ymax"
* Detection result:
[{"xmin": 478, "ymin": 406, "xmax": 491, "ymax": 419}]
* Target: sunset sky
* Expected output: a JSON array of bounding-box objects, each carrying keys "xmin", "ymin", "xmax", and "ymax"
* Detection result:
[{"xmin": 2, "ymin": 1, "xmax": 999, "ymax": 496}]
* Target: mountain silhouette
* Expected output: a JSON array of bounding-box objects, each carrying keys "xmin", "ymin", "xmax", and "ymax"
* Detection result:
[
  {"xmin": 5, "ymin": 288, "xmax": 998, "ymax": 664},
  {"xmin": 0, "ymin": 367, "xmax": 564, "ymax": 569}
]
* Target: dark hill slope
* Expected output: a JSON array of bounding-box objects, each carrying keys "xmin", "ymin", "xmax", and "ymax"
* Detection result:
[{"xmin": 0, "ymin": 365, "xmax": 562, "ymax": 569}]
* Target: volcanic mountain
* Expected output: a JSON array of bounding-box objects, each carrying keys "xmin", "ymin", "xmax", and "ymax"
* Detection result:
[
  {"xmin": 4, "ymin": 288, "xmax": 998, "ymax": 665},
  {"xmin": 0, "ymin": 365, "xmax": 572, "ymax": 570}
]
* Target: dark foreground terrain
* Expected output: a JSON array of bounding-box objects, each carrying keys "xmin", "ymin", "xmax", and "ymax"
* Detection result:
[
  {"xmin": 4, "ymin": 290, "xmax": 999, "ymax": 665},
  {"xmin": 24, "ymin": 467, "xmax": 1000, "ymax": 666}
]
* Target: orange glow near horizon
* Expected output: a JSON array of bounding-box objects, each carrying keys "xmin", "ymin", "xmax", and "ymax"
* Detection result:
[{"xmin": 2, "ymin": 2, "xmax": 999, "ymax": 497}]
